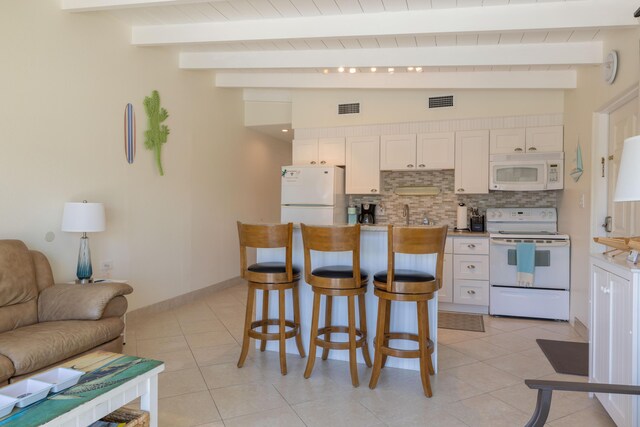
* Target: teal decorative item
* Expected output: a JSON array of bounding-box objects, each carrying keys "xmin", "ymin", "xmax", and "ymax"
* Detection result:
[
  {"xmin": 570, "ymin": 142, "xmax": 583, "ymax": 183},
  {"xmin": 143, "ymin": 90, "xmax": 170, "ymax": 176}
]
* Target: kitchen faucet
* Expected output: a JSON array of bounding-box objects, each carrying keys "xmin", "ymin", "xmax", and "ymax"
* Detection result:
[{"xmin": 402, "ymin": 204, "xmax": 409, "ymax": 225}]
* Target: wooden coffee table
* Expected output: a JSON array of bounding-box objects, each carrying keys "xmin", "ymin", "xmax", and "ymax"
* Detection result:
[{"xmin": 0, "ymin": 351, "xmax": 164, "ymax": 427}]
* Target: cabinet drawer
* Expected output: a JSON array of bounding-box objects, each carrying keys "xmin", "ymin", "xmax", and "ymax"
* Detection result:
[
  {"xmin": 453, "ymin": 238, "xmax": 489, "ymax": 255},
  {"xmin": 453, "ymin": 255, "xmax": 489, "ymax": 280},
  {"xmin": 454, "ymin": 280, "xmax": 489, "ymax": 306}
]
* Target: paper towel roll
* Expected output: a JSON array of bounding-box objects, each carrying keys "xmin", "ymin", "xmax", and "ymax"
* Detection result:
[{"xmin": 456, "ymin": 204, "xmax": 468, "ymax": 230}]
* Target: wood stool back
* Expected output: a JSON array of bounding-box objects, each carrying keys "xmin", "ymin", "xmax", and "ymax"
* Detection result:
[
  {"xmin": 300, "ymin": 223, "xmax": 363, "ymax": 290},
  {"xmin": 237, "ymin": 222, "xmax": 294, "ymax": 283}
]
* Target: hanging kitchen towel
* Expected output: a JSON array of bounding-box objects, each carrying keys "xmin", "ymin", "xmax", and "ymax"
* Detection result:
[
  {"xmin": 570, "ymin": 143, "xmax": 583, "ymax": 182},
  {"xmin": 516, "ymin": 242, "xmax": 536, "ymax": 287}
]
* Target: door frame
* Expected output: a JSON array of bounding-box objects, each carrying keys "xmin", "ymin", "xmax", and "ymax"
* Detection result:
[{"xmin": 591, "ymin": 83, "xmax": 639, "ymax": 252}]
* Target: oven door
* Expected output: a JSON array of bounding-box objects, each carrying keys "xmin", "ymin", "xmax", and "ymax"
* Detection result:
[
  {"xmin": 489, "ymin": 238, "xmax": 570, "ymax": 289},
  {"xmin": 489, "ymin": 161, "xmax": 546, "ymax": 191}
]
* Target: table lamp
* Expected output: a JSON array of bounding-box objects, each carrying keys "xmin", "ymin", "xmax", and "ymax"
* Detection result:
[{"xmin": 62, "ymin": 201, "xmax": 106, "ymax": 283}]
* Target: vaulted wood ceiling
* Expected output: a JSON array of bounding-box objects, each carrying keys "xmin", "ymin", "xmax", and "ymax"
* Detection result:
[{"xmin": 62, "ymin": 0, "xmax": 639, "ymax": 89}]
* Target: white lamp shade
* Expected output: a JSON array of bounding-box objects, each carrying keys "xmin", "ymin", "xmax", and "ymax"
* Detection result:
[
  {"xmin": 614, "ymin": 136, "xmax": 640, "ymax": 202},
  {"xmin": 61, "ymin": 202, "xmax": 106, "ymax": 232}
]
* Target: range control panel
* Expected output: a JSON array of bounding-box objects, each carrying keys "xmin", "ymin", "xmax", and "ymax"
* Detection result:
[{"xmin": 486, "ymin": 208, "xmax": 557, "ymax": 222}]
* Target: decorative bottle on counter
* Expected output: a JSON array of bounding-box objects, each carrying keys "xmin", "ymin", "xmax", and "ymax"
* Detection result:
[{"xmin": 347, "ymin": 206, "xmax": 358, "ymax": 224}]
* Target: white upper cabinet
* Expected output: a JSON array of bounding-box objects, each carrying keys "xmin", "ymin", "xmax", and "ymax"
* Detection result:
[
  {"xmin": 490, "ymin": 128, "xmax": 526, "ymax": 154},
  {"xmin": 525, "ymin": 125, "xmax": 564, "ymax": 153},
  {"xmin": 346, "ymin": 136, "xmax": 380, "ymax": 194},
  {"xmin": 380, "ymin": 133, "xmax": 454, "ymax": 170},
  {"xmin": 490, "ymin": 126, "xmax": 564, "ymax": 154},
  {"xmin": 317, "ymin": 137, "xmax": 346, "ymax": 165},
  {"xmin": 417, "ymin": 132, "xmax": 455, "ymax": 169},
  {"xmin": 380, "ymin": 134, "xmax": 417, "ymax": 170},
  {"xmin": 292, "ymin": 139, "xmax": 318, "ymax": 165},
  {"xmin": 292, "ymin": 138, "xmax": 346, "ymax": 166},
  {"xmin": 455, "ymin": 130, "xmax": 489, "ymax": 194}
]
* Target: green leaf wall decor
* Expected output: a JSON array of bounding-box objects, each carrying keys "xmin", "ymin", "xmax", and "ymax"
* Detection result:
[{"xmin": 143, "ymin": 90, "xmax": 170, "ymax": 176}]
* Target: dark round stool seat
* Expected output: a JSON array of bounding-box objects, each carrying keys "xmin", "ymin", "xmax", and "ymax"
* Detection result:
[
  {"xmin": 373, "ymin": 269, "xmax": 434, "ymax": 283},
  {"xmin": 311, "ymin": 265, "xmax": 368, "ymax": 280},
  {"xmin": 248, "ymin": 262, "xmax": 301, "ymax": 275}
]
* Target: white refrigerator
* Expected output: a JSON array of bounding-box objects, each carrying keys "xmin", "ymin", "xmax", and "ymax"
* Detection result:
[{"xmin": 281, "ymin": 165, "xmax": 347, "ymax": 225}]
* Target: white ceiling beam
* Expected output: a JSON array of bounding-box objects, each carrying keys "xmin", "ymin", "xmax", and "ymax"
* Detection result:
[
  {"xmin": 131, "ymin": 0, "xmax": 638, "ymax": 45},
  {"xmin": 180, "ymin": 42, "xmax": 602, "ymax": 69},
  {"xmin": 61, "ymin": 0, "xmax": 213, "ymax": 12},
  {"xmin": 215, "ymin": 70, "xmax": 577, "ymax": 89}
]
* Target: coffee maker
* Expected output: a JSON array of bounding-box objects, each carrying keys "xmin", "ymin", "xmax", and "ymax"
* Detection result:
[{"xmin": 358, "ymin": 204, "xmax": 376, "ymax": 224}]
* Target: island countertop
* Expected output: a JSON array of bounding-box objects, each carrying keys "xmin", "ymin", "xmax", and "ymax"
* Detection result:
[{"xmin": 256, "ymin": 225, "xmax": 443, "ymax": 372}]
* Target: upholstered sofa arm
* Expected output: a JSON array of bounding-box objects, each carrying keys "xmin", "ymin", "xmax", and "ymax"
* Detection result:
[{"xmin": 38, "ymin": 283, "xmax": 133, "ymax": 322}]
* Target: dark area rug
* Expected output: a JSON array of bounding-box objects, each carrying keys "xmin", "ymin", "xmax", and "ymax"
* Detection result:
[
  {"xmin": 438, "ymin": 311, "xmax": 485, "ymax": 332},
  {"xmin": 536, "ymin": 339, "xmax": 589, "ymax": 376}
]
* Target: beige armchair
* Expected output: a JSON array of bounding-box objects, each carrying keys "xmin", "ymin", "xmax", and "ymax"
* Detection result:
[{"xmin": 0, "ymin": 240, "xmax": 132, "ymax": 384}]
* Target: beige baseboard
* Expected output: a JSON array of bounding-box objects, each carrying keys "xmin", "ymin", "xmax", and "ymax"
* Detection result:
[
  {"xmin": 126, "ymin": 276, "xmax": 244, "ymax": 324},
  {"xmin": 573, "ymin": 317, "xmax": 589, "ymax": 340}
]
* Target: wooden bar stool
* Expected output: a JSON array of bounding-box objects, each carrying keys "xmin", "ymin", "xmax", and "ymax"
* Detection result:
[
  {"xmin": 301, "ymin": 223, "xmax": 372, "ymax": 387},
  {"xmin": 368, "ymin": 225, "xmax": 447, "ymax": 397},
  {"xmin": 236, "ymin": 222, "xmax": 305, "ymax": 376}
]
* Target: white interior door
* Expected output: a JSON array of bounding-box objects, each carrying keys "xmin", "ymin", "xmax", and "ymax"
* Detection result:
[{"xmin": 607, "ymin": 97, "xmax": 638, "ymax": 237}]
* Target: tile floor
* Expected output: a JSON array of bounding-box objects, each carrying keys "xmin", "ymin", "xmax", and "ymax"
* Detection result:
[{"xmin": 124, "ymin": 284, "xmax": 615, "ymax": 427}]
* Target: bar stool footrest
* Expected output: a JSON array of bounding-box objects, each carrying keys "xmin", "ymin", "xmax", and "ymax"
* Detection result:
[
  {"xmin": 315, "ymin": 326, "xmax": 367, "ymax": 350},
  {"xmin": 249, "ymin": 319, "xmax": 300, "ymax": 341},
  {"xmin": 377, "ymin": 332, "xmax": 434, "ymax": 359}
]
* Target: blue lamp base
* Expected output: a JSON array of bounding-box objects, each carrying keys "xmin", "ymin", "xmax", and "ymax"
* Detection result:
[{"xmin": 76, "ymin": 235, "xmax": 93, "ymax": 284}]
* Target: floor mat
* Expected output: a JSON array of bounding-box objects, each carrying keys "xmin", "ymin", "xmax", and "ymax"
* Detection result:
[
  {"xmin": 438, "ymin": 311, "xmax": 485, "ymax": 332},
  {"xmin": 536, "ymin": 339, "xmax": 589, "ymax": 376}
]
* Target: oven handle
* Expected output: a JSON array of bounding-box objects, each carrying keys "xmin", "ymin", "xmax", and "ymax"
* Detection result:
[{"xmin": 490, "ymin": 239, "xmax": 570, "ymax": 247}]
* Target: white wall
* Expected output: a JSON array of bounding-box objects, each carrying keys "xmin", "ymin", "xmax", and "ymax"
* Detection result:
[
  {"xmin": 0, "ymin": 1, "xmax": 291, "ymax": 310},
  {"xmin": 561, "ymin": 27, "xmax": 640, "ymax": 328},
  {"xmin": 291, "ymin": 89, "xmax": 564, "ymax": 129}
]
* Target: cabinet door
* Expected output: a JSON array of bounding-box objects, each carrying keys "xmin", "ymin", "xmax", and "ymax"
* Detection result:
[
  {"xmin": 380, "ymin": 134, "xmax": 417, "ymax": 170},
  {"xmin": 439, "ymin": 253, "xmax": 453, "ymax": 303},
  {"xmin": 318, "ymin": 137, "xmax": 345, "ymax": 166},
  {"xmin": 591, "ymin": 266, "xmax": 610, "ymax": 385},
  {"xmin": 455, "ymin": 130, "xmax": 489, "ymax": 194},
  {"xmin": 346, "ymin": 136, "xmax": 380, "ymax": 194},
  {"xmin": 490, "ymin": 128, "xmax": 526, "ymax": 154},
  {"xmin": 417, "ymin": 132, "xmax": 455, "ymax": 169},
  {"xmin": 292, "ymin": 139, "xmax": 318, "ymax": 165},
  {"xmin": 607, "ymin": 272, "xmax": 633, "ymax": 426},
  {"xmin": 525, "ymin": 126, "xmax": 564, "ymax": 153}
]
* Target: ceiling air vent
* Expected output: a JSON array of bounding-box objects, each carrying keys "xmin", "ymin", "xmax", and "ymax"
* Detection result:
[
  {"xmin": 338, "ymin": 103, "xmax": 360, "ymax": 115},
  {"xmin": 428, "ymin": 95, "xmax": 454, "ymax": 109}
]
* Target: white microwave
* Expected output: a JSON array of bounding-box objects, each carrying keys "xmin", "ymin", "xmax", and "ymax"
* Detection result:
[{"xmin": 489, "ymin": 152, "xmax": 564, "ymax": 191}]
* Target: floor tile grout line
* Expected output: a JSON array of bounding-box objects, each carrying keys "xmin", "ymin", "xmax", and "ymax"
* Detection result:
[{"xmin": 133, "ymin": 283, "xmax": 615, "ymax": 427}]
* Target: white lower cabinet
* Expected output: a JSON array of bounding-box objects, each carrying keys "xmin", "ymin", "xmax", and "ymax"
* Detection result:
[
  {"xmin": 440, "ymin": 236, "xmax": 489, "ymax": 312},
  {"xmin": 439, "ymin": 238, "xmax": 453, "ymax": 303},
  {"xmin": 590, "ymin": 256, "xmax": 639, "ymax": 427}
]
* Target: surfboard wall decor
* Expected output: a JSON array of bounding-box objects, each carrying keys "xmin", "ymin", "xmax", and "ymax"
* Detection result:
[{"xmin": 124, "ymin": 103, "xmax": 136, "ymax": 164}]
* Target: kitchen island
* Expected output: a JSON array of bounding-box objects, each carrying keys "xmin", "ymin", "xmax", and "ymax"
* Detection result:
[{"xmin": 256, "ymin": 225, "xmax": 442, "ymax": 372}]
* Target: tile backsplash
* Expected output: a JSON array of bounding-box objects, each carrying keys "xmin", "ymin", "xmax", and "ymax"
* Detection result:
[{"xmin": 350, "ymin": 170, "xmax": 558, "ymax": 227}]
